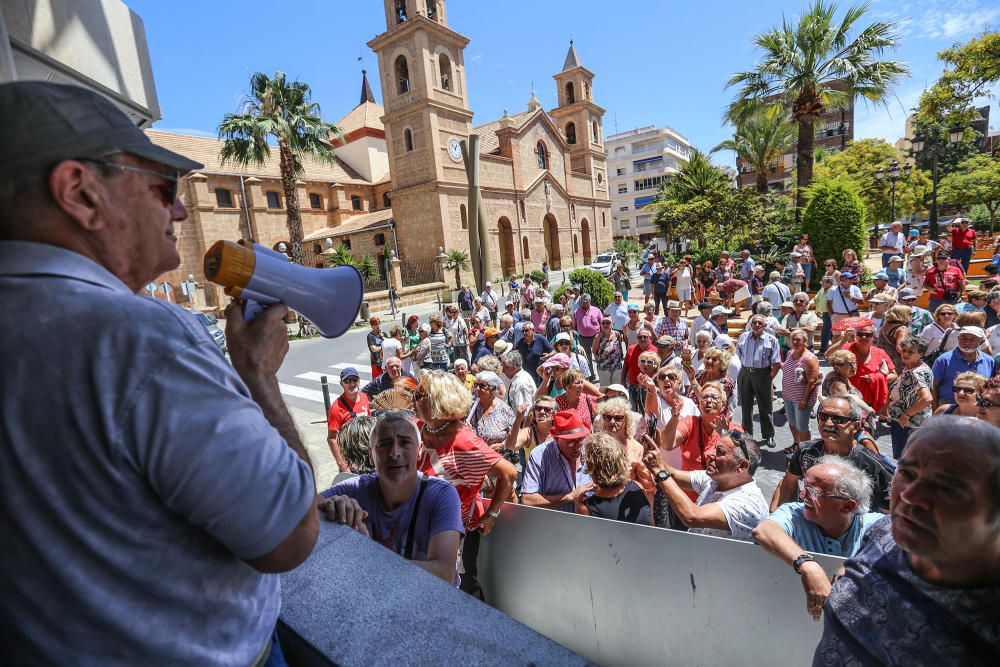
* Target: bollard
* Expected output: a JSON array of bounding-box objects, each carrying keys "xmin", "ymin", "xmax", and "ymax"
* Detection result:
[
  {"xmin": 320, "ymin": 375, "xmax": 331, "ymax": 417},
  {"xmin": 436, "ymin": 293, "xmax": 442, "ymax": 310}
]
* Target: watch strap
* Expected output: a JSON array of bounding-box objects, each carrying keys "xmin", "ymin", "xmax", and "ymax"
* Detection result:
[
  {"xmin": 793, "ymin": 553, "xmax": 816, "ymax": 574},
  {"xmin": 487, "ymin": 508, "xmax": 501, "ymax": 519}
]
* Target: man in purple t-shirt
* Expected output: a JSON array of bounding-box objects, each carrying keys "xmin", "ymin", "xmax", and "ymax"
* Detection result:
[
  {"xmin": 322, "ymin": 411, "xmax": 464, "ymax": 584},
  {"xmin": 574, "ymin": 293, "xmax": 603, "ymax": 376}
]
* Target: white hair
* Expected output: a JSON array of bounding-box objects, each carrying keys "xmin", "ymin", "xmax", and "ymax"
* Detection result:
[{"xmin": 814, "ymin": 455, "xmax": 874, "ymax": 514}]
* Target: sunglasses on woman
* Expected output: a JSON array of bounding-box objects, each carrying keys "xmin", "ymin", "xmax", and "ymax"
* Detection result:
[
  {"xmin": 533, "ymin": 406, "xmax": 554, "ymax": 414},
  {"xmin": 953, "ymin": 385, "xmax": 977, "ymax": 396}
]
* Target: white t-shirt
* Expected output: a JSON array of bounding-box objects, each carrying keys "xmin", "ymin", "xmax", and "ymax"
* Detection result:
[
  {"xmin": 689, "ymin": 315, "xmax": 709, "ymax": 345},
  {"xmin": 987, "ymin": 325, "xmax": 1000, "ymax": 355},
  {"xmin": 687, "ymin": 471, "xmax": 769, "ymax": 542},
  {"xmin": 506, "ymin": 369, "xmax": 537, "ymax": 412},
  {"xmin": 655, "ymin": 395, "xmax": 700, "ymax": 468},
  {"xmin": 920, "ymin": 322, "xmax": 957, "ymax": 355},
  {"xmin": 381, "ymin": 337, "xmax": 402, "ymax": 368}
]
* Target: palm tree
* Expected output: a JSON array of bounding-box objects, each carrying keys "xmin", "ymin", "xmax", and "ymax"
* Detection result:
[
  {"xmin": 712, "ymin": 108, "xmax": 796, "ymax": 193},
  {"xmin": 218, "ymin": 71, "xmax": 343, "ymax": 265},
  {"xmin": 725, "ymin": 1, "xmax": 908, "ymax": 214},
  {"xmin": 661, "ymin": 149, "xmax": 728, "ymax": 203},
  {"xmin": 443, "ymin": 249, "xmax": 470, "ymax": 290}
]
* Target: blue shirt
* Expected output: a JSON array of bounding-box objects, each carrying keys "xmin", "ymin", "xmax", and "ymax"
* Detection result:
[
  {"xmin": 766, "ymin": 503, "xmax": 883, "ymax": 557},
  {"xmin": 521, "ymin": 441, "xmax": 592, "ymax": 512},
  {"xmin": 516, "ymin": 335, "xmax": 554, "ymax": 384},
  {"xmin": 0, "ymin": 242, "xmax": 315, "ymax": 666},
  {"xmin": 762, "ymin": 281, "xmax": 791, "ymax": 309},
  {"xmin": 736, "ymin": 331, "xmax": 781, "ymax": 369},
  {"xmin": 604, "ymin": 301, "xmax": 630, "ymax": 329},
  {"xmin": 932, "ymin": 348, "xmax": 995, "ymax": 404},
  {"xmin": 740, "ymin": 257, "xmax": 756, "ymax": 280}
]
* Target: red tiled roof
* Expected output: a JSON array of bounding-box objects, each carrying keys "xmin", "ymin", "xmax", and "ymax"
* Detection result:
[
  {"xmin": 303, "ymin": 208, "xmax": 393, "ymax": 241},
  {"xmin": 472, "ymin": 109, "xmax": 537, "ymax": 155}
]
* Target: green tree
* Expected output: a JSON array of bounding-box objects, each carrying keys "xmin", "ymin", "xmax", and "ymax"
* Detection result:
[
  {"xmin": 443, "ymin": 249, "xmax": 470, "ymax": 290},
  {"xmin": 552, "ymin": 269, "xmax": 615, "ymax": 309},
  {"xmin": 712, "ymin": 107, "xmax": 796, "ymax": 193},
  {"xmin": 725, "ymin": 1, "xmax": 909, "ymax": 215},
  {"xmin": 218, "ymin": 71, "xmax": 343, "ymax": 265},
  {"xmin": 801, "ymin": 178, "xmax": 867, "ymax": 270},
  {"xmin": 325, "ymin": 243, "xmax": 378, "ymax": 282},
  {"xmin": 813, "ymin": 138, "xmax": 931, "ymax": 223},
  {"xmin": 939, "ymin": 154, "xmax": 1000, "ymax": 233},
  {"xmin": 917, "ymin": 31, "xmax": 1000, "ymax": 128},
  {"xmin": 612, "ymin": 238, "xmax": 642, "ymax": 269},
  {"xmin": 661, "ymin": 149, "xmax": 728, "ymax": 204}
]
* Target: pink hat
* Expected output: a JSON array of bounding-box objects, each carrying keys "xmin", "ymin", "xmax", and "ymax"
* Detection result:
[{"xmin": 541, "ymin": 353, "xmax": 571, "ymax": 370}]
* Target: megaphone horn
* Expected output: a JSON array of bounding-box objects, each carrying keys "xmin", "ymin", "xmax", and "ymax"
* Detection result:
[{"xmin": 204, "ymin": 240, "xmax": 364, "ymax": 339}]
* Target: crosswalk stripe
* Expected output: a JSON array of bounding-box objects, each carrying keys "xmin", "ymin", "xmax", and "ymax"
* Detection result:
[
  {"xmin": 296, "ymin": 371, "xmax": 335, "ymax": 382},
  {"xmin": 328, "ymin": 362, "xmax": 372, "ymax": 375},
  {"xmin": 278, "ymin": 383, "xmax": 329, "ymax": 404}
]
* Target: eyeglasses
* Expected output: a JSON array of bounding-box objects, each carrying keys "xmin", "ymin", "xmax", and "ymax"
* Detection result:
[
  {"xmin": 639, "ymin": 359, "xmax": 658, "ymax": 365},
  {"xmin": 602, "ymin": 414, "xmax": 626, "ymax": 422},
  {"xmin": 533, "ymin": 406, "xmax": 554, "ymax": 414},
  {"xmin": 793, "ymin": 299, "xmax": 807, "ymax": 304},
  {"xmin": 77, "ymin": 158, "xmax": 180, "ymax": 205},
  {"xmin": 722, "ymin": 429, "xmax": 750, "ymax": 461},
  {"xmin": 801, "ymin": 484, "xmax": 850, "ymax": 502},
  {"xmin": 855, "ymin": 332, "xmax": 874, "ymax": 338},
  {"xmin": 816, "ymin": 411, "xmax": 853, "ymax": 425},
  {"xmin": 473, "ymin": 383, "xmax": 494, "ymax": 390},
  {"xmin": 976, "ymin": 396, "xmax": 999, "ymax": 409},
  {"xmin": 700, "ymin": 394, "xmax": 723, "ymax": 405},
  {"xmin": 953, "ymin": 385, "xmax": 977, "ymax": 396},
  {"xmin": 939, "ymin": 312, "xmax": 956, "ymax": 318}
]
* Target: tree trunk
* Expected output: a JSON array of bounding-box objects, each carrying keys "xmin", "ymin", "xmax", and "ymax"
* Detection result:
[
  {"xmin": 989, "ymin": 202, "xmax": 997, "ymax": 235},
  {"xmin": 756, "ymin": 170, "xmax": 768, "ymax": 194},
  {"xmin": 278, "ymin": 138, "xmax": 306, "ymax": 265},
  {"xmin": 795, "ymin": 113, "xmax": 816, "ymax": 222}
]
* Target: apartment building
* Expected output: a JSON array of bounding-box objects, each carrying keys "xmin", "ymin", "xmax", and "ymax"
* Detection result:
[{"xmin": 607, "ymin": 125, "xmax": 691, "ymax": 241}]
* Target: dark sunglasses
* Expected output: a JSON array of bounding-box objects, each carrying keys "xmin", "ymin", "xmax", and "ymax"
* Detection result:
[
  {"xmin": 854, "ymin": 332, "xmax": 874, "ymax": 339},
  {"xmin": 533, "ymin": 406, "xmax": 554, "ymax": 414},
  {"xmin": 976, "ymin": 396, "xmax": 998, "ymax": 409},
  {"xmin": 602, "ymin": 414, "xmax": 626, "ymax": 422},
  {"xmin": 953, "ymin": 385, "xmax": 977, "ymax": 395},
  {"xmin": 817, "ymin": 412, "xmax": 853, "ymax": 425},
  {"xmin": 722, "ymin": 429, "xmax": 750, "ymax": 460},
  {"xmin": 77, "ymin": 158, "xmax": 179, "ymax": 205}
]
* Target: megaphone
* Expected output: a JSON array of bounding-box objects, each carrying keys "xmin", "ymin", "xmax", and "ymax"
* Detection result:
[{"xmin": 203, "ymin": 239, "xmax": 364, "ymax": 339}]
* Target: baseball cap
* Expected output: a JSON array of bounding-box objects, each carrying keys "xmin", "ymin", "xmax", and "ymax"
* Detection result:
[
  {"xmin": 959, "ymin": 326, "xmax": 986, "ymax": 339},
  {"xmin": 541, "ymin": 353, "xmax": 572, "ymax": 370},
  {"xmin": 937, "ymin": 251, "xmax": 951, "ymax": 259},
  {"xmin": 484, "ymin": 327, "xmax": 500, "ymax": 337},
  {"xmin": 873, "ymin": 272, "xmax": 889, "ymax": 280},
  {"xmin": 627, "ymin": 303, "xmax": 640, "ymax": 311},
  {"xmin": 840, "ymin": 272, "xmax": 855, "ymax": 280},
  {"xmin": 908, "ymin": 229, "xmax": 919, "ymax": 236},
  {"xmin": 897, "ymin": 287, "xmax": 918, "ymax": 300},
  {"xmin": 553, "ymin": 332, "xmax": 573, "ymax": 343},
  {"xmin": 713, "ymin": 334, "xmax": 734, "ymax": 348},
  {"xmin": 780, "ymin": 301, "xmax": 794, "ymax": 309},
  {"xmin": 656, "ymin": 335, "xmax": 676, "ymax": 347},
  {"xmin": 888, "ymin": 255, "xmax": 903, "ymax": 263},
  {"xmin": 711, "ymin": 305, "xmax": 731, "ymax": 317},
  {"xmin": 580, "ymin": 293, "xmax": 592, "ymax": 302},
  {"xmin": 0, "ymin": 81, "xmax": 203, "ymax": 180},
  {"xmin": 697, "ymin": 301, "xmax": 713, "ymax": 311},
  {"xmin": 340, "ymin": 367, "xmax": 360, "ymax": 380}
]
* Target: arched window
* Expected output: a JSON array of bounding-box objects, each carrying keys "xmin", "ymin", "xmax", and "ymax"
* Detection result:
[
  {"xmin": 350, "ymin": 195, "xmax": 362, "ymax": 211},
  {"xmin": 395, "ymin": 55, "xmax": 410, "ymax": 94},
  {"xmin": 395, "ymin": 0, "xmax": 407, "ymax": 23},
  {"xmin": 536, "ymin": 141, "xmax": 547, "ymax": 170},
  {"xmin": 439, "ymin": 53, "xmax": 452, "ymax": 91},
  {"xmin": 383, "ymin": 191, "xmax": 392, "ymax": 208},
  {"xmin": 592, "ymin": 120, "xmax": 600, "ymax": 143},
  {"xmin": 426, "ymin": 0, "xmax": 437, "ymax": 20},
  {"xmin": 565, "ymin": 122, "xmax": 576, "ymax": 145},
  {"xmin": 585, "ymin": 81, "xmax": 591, "ymax": 100},
  {"xmin": 460, "ymin": 204, "xmax": 468, "ymax": 230},
  {"xmin": 565, "ymin": 82, "xmax": 575, "ymax": 104},
  {"xmin": 403, "ymin": 128, "xmax": 413, "ymax": 152},
  {"xmin": 522, "ymin": 236, "xmax": 530, "ymax": 259},
  {"xmin": 374, "ymin": 233, "xmax": 386, "ymax": 246}
]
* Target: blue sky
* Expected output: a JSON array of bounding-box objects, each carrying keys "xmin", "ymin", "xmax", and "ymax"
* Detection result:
[{"xmin": 130, "ymin": 0, "xmax": 997, "ymax": 166}]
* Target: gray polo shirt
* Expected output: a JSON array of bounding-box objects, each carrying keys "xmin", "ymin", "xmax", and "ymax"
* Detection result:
[{"xmin": 0, "ymin": 242, "xmax": 315, "ymax": 665}]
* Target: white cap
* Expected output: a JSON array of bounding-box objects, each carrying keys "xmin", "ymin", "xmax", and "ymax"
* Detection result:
[
  {"xmin": 714, "ymin": 334, "xmax": 734, "ymax": 348},
  {"xmin": 601, "ymin": 383, "xmax": 629, "ymax": 396},
  {"xmin": 959, "ymin": 326, "xmax": 986, "ymax": 339},
  {"xmin": 553, "ymin": 332, "xmax": 573, "ymax": 343},
  {"xmin": 711, "ymin": 306, "xmax": 732, "ymax": 317}
]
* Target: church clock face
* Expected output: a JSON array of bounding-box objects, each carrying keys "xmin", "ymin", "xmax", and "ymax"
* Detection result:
[{"xmin": 448, "ymin": 138, "xmax": 464, "ymax": 162}]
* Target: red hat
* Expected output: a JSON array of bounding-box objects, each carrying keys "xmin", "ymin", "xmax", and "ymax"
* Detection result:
[{"xmin": 551, "ymin": 411, "xmax": 590, "ymax": 440}]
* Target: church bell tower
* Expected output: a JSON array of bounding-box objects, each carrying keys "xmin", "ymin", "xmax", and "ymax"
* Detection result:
[{"xmin": 549, "ymin": 41, "xmax": 607, "ymax": 184}]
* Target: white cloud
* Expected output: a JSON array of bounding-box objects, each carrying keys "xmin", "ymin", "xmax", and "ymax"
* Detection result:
[
  {"xmin": 875, "ymin": 0, "xmax": 999, "ymax": 40},
  {"xmin": 470, "ymin": 53, "xmax": 484, "ymax": 63}
]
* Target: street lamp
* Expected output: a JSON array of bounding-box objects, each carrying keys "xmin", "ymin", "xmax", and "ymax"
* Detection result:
[
  {"xmin": 874, "ymin": 158, "xmax": 912, "ymax": 222},
  {"xmin": 911, "ymin": 129, "xmax": 963, "ymax": 238}
]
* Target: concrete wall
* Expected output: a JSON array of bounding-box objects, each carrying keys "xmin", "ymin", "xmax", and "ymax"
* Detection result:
[{"xmin": 479, "ymin": 502, "xmax": 843, "ymax": 666}]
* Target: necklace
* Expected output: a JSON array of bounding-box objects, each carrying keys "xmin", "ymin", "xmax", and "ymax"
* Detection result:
[{"xmin": 422, "ymin": 420, "xmax": 455, "ymax": 435}]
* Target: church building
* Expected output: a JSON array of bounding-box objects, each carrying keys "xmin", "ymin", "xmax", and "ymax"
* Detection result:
[{"xmin": 150, "ymin": 0, "xmax": 610, "ymax": 308}]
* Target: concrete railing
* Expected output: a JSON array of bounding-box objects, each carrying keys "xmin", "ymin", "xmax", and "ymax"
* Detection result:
[{"xmin": 478, "ymin": 503, "xmax": 843, "ymax": 666}]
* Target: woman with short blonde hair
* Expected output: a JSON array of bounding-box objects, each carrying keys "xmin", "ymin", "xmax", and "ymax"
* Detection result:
[
  {"xmin": 576, "ymin": 432, "xmax": 653, "ymax": 525},
  {"xmin": 415, "ymin": 370, "xmax": 472, "ymax": 421}
]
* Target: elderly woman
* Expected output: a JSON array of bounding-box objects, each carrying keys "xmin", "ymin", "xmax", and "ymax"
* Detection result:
[
  {"xmin": 412, "ymin": 323, "xmax": 432, "ymax": 373},
  {"xmin": 933, "ymin": 370, "xmax": 987, "ymax": 417},
  {"xmin": 875, "ymin": 305, "xmax": 911, "ymax": 373},
  {"xmin": 452, "ymin": 358, "xmax": 474, "ymax": 391},
  {"xmin": 513, "ymin": 395, "xmax": 557, "ymax": 468},
  {"xmin": 413, "ymin": 370, "xmax": 517, "ymax": 597},
  {"xmin": 976, "ymin": 376, "xmax": 1000, "ymax": 427},
  {"xmin": 444, "ymin": 304, "xmax": 470, "ymax": 364},
  {"xmin": 473, "ymin": 297, "xmax": 491, "ymax": 328},
  {"xmin": 693, "ymin": 346, "xmax": 736, "ymax": 408},
  {"xmin": 556, "ymin": 315, "xmax": 582, "ymax": 351},
  {"xmin": 321, "ymin": 410, "xmax": 463, "ymax": 584},
  {"xmin": 381, "ymin": 325, "xmax": 406, "ymax": 370},
  {"xmin": 555, "ymin": 368, "xmax": 600, "ymax": 429},
  {"xmin": 691, "ymin": 329, "xmax": 713, "ymax": 373},
  {"xmin": 826, "ymin": 322, "xmax": 896, "ymax": 413},
  {"xmin": 920, "ymin": 303, "xmax": 959, "ymax": 357},
  {"xmin": 886, "ymin": 336, "xmax": 935, "ymax": 458},
  {"xmin": 781, "ymin": 329, "xmax": 821, "ymax": 446},
  {"xmin": 840, "ymin": 248, "xmax": 862, "ymax": 285},
  {"xmin": 425, "ymin": 315, "xmax": 452, "ymax": 372},
  {"xmin": 468, "ymin": 371, "xmax": 520, "ymax": 465},
  {"xmin": 821, "ymin": 258, "xmax": 841, "ymax": 285},
  {"xmin": 576, "ymin": 433, "xmax": 653, "ymax": 525},
  {"xmin": 593, "ymin": 397, "xmax": 644, "ymax": 466},
  {"xmin": 337, "ymin": 414, "xmax": 377, "ymax": 475}
]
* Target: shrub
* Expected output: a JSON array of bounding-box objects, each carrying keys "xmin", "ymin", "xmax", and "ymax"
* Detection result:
[
  {"xmin": 559, "ymin": 268, "xmax": 615, "ymax": 310},
  {"xmin": 802, "ymin": 179, "xmax": 867, "ymax": 275},
  {"xmin": 527, "ymin": 269, "xmax": 547, "ymax": 283}
]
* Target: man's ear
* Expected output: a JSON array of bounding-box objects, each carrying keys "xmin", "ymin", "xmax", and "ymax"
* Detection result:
[
  {"xmin": 48, "ymin": 160, "xmax": 104, "ymax": 231},
  {"xmin": 843, "ymin": 499, "xmax": 858, "ymax": 516}
]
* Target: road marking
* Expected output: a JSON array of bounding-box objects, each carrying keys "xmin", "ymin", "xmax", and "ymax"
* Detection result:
[
  {"xmin": 296, "ymin": 372, "xmax": 332, "ymax": 382},
  {"xmin": 328, "ymin": 362, "xmax": 372, "ymax": 375},
  {"xmin": 278, "ymin": 383, "xmax": 328, "ymax": 404}
]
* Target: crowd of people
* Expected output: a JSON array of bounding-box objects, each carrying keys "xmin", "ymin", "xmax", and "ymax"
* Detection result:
[
  {"xmin": 327, "ymin": 222, "xmax": 1000, "ymax": 662},
  {"xmin": 3, "ymin": 80, "xmax": 995, "ymax": 665}
]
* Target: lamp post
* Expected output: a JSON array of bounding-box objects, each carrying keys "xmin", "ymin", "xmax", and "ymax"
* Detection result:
[
  {"xmin": 911, "ymin": 129, "xmax": 964, "ymax": 239},
  {"xmin": 874, "ymin": 159, "xmax": 912, "ymax": 223}
]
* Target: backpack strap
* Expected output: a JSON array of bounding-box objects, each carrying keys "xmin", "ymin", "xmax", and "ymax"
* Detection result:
[
  {"xmin": 403, "ymin": 476, "xmax": 430, "ymax": 560},
  {"xmin": 337, "ymin": 395, "xmax": 357, "ymax": 418}
]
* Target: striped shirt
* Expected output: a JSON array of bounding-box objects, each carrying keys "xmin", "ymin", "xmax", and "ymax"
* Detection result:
[
  {"xmin": 736, "ymin": 331, "xmax": 781, "ymax": 369},
  {"xmin": 418, "ymin": 428, "xmax": 501, "ymax": 528}
]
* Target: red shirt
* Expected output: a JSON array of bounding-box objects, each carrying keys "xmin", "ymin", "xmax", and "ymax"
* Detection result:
[
  {"xmin": 843, "ymin": 342, "xmax": 892, "ymax": 412},
  {"xmin": 674, "ymin": 417, "xmax": 743, "ymax": 500},
  {"xmin": 923, "ymin": 265, "xmax": 965, "ymax": 300},
  {"xmin": 951, "ymin": 226, "xmax": 976, "ymax": 249},
  {"xmin": 624, "ymin": 342, "xmax": 656, "ymax": 384},
  {"xmin": 326, "ymin": 392, "xmax": 370, "ymax": 432},
  {"xmin": 418, "ymin": 427, "xmax": 501, "ymax": 528}
]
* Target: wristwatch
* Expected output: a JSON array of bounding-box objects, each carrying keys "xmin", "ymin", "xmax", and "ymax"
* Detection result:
[
  {"xmin": 655, "ymin": 469, "xmax": 671, "ymax": 483},
  {"xmin": 793, "ymin": 553, "xmax": 816, "ymax": 574},
  {"xmin": 487, "ymin": 508, "xmax": 501, "ymax": 519}
]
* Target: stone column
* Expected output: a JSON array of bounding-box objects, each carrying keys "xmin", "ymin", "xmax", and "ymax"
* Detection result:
[{"xmin": 389, "ymin": 256, "xmax": 402, "ymax": 292}]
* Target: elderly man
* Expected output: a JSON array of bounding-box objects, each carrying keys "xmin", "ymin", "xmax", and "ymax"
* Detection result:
[
  {"xmin": 736, "ymin": 314, "xmax": 782, "ymax": 450},
  {"xmin": 739, "ymin": 249, "xmax": 756, "ymax": 281},
  {"xmin": 521, "ymin": 411, "xmax": 593, "ymax": 512},
  {"xmin": 700, "ymin": 305, "xmax": 732, "ymax": 340},
  {"xmin": 515, "ymin": 321, "xmax": 554, "ymax": 385},
  {"xmin": 866, "ymin": 272, "xmax": 898, "ymax": 302},
  {"xmin": 520, "ymin": 275, "xmax": 536, "ymax": 308},
  {"xmin": 762, "ymin": 271, "xmax": 791, "ymax": 310},
  {"xmin": 327, "ymin": 367, "xmax": 372, "ymax": 471},
  {"xmin": 898, "ymin": 287, "xmax": 933, "ymax": 335},
  {"xmin": 924, "ymin": 251, "xmax": 966, "ymax": 311},
  {"xmin": 529, "ymin": 296, "xmax": 548, "ymax": 330},
  {"xmin": 546, "ymin": 302, "xmax": 564, "ymax": 339},
  {"xmin": 950, "ymin": 216, "xmax": 977, "ymax": 272},
  {"xmin": 689, "ymin": 301, "xmax": 713, "ymax": 345},
  {"xmin": 827, "ymin": 272, "xmax": 864, "ymax": 325},
  {"xmin": 321, "ymin": 411, "xmax": 463, "ymax": 584},
  {"xmin": 574, "ymin": 292, "xmax": 603, "ymax": 373},
  {"xmin": 0, "ymin": 82, "xmax": 317, "ymax": 665},
  {"xmin": 771, "ymin": 397, "xmax": 894, "ymax": 513},
  {"xmin": 931, "ymin": 326, "xmax": 995, "ymax": 406},
  {"xmin": 656, "ymin": 300, "xmax": 689, "ymax": 341},
  {"xmin": 877, "ymin": 221, "xmax": 906, "ymax": 267},
  {"xmin": 470, "ymin": 328, "xmax": 501, "ymax": 366},
  {"xmin": 815, "ymin": 418, "xmax": 1000, "ymax": 662},
  {"xmin": 753, "ymin": 457, "xmax": 884, "ymax": 620},
  {"xmin": 777, "ymin": 292, "xmax": 820, "ymax": 351},
  {"xmin": 501, "ymin": 350, "xmax": 536, "ymax": 412},
  {"xmin": 362, "ymin": 355, "xmax": 412, "ymax": 397},
  {"xmin": 481, "ymin": 281, "xmax": 500, "ymax": 322},
  {"xmin": 604, "ymin": 291, "xmax": 630, "ymax": 332},
  {"xmin": 643, "ymin": 427, "xmax": 768, "ymax": 541}
]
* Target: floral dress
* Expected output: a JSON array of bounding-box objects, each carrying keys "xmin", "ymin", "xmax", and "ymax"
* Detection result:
[
  {"xmin": 555, "ymin": 393, "xmax": 598, "ymax": 429},
  {"xmin": 470, "ymin": 399, "xmax": 517, "ymax": 465},
  {"xmin": 594, "ymin": 330, "xmax": 624, "ymax": 373},
  {"xmin": 887, "ymin": 365, "xmax": 933, "ymax": 428}
]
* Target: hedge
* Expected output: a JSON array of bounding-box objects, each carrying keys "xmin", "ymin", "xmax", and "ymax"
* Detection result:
[
  {"xmin": 552, "ymin": 268, "xmax": 615, "ymax": 310},
  {"xmin": 802, "ymin": 179, "xmax": 867, "ymax": 275}
]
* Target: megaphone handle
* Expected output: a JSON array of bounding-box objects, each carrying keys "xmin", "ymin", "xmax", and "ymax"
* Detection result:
[{"xmin": 243, "ymin": 299, "xmax": 265, "ymax": 321}]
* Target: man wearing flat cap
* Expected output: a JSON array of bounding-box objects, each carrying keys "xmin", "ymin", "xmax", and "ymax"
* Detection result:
[{"xmin": 0, "ymin": 82, "xmax": 317, "ymax": 665}]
